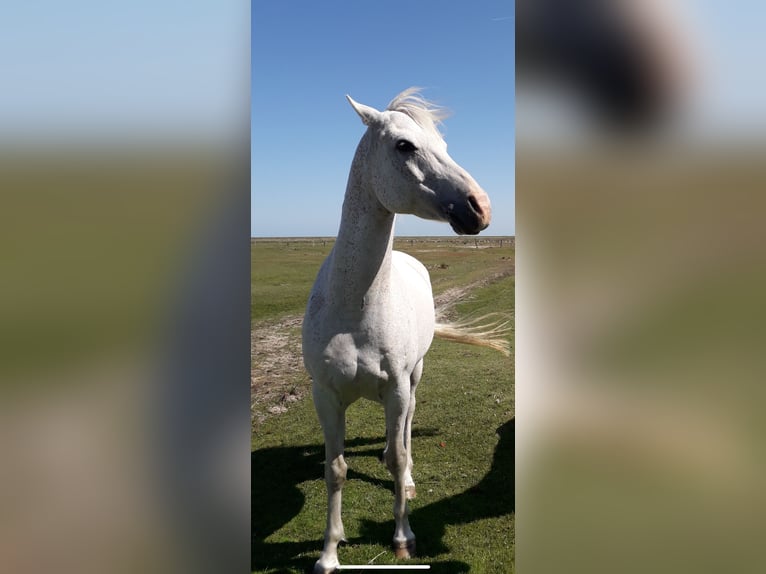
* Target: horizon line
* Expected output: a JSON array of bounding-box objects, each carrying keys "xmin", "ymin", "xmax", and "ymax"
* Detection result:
[{"xmin": 250, "ymin": 234, "xmax": 516, "ymax": 239}]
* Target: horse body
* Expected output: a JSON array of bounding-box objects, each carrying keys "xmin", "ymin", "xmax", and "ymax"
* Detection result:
[
  {"xmin": 304, "ymin": 250, "xmax": 434, "ymax": 407},
  {"xmin": 302, "ymin": 89, "xmax": 492, "ymax": 573}
]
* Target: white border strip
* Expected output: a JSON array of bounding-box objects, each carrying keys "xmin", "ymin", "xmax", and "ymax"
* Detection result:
[{"xmin": 336, "ymin": 566, "xmax": 430, "ymax": 570}]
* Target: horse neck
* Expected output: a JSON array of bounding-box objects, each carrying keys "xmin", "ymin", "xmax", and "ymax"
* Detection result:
[{"xmin": 329, "ymin": 133, "xmax": 395, "ymax": 309}]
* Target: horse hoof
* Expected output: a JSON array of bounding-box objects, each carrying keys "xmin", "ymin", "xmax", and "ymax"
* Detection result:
[
  {"xmin": 394, "ymin": 541, "xmax": 416, "ymax": 560},
  {"xmin": 313, "ymin": 560, "xmax": 340, "ymax": 574},
  {"xmin": 405, "ymin": 485, "xmax": 416, "ymax": 499}
]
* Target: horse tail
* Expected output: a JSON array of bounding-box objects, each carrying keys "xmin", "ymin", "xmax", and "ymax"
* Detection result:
[{"xmin": 433, "ymin": 313, "xmax": 511, "ymax": 357}]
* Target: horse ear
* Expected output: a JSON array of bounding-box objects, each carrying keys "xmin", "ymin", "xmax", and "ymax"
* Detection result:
[{"xmin": 346, "ymin": 95, "xmax": 380, "ymax": 126}]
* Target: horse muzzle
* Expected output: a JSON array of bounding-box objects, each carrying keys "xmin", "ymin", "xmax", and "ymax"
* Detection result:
[{"xmin": 445, "ymin": 189, "xmax": 492, "ymax": 235}]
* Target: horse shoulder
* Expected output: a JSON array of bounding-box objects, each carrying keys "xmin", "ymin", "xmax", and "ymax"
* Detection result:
[{"xmin": 302, "ymin": 255, "xmax": 334, "ymax": 363}]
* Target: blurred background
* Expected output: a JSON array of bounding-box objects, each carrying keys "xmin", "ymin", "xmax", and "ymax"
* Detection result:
[
  {"xmin": 516, "ymin": 1, "xmax": 766, "ymax": 573},
  {"xmin": 0, "ymin": 2, "xmax": 250, "ymax": 573}
]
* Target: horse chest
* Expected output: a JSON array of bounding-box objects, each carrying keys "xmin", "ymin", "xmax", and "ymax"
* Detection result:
[{"xmin": 308, "ymin": 323, "xmax": 414, "ymax": 401}]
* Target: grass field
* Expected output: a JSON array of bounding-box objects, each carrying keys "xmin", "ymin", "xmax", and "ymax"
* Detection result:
[{"xmin": 251, "ymin": 236, "xmax": 515, "ymax": 573}]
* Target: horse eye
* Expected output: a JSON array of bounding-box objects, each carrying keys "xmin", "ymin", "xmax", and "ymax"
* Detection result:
[{"xmin": 395, "ymin": 139, "xmax": 417, "ymax": 153}]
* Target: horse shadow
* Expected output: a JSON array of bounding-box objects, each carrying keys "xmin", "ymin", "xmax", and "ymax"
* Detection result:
[
  {"xmin": 252, "ymin": 435, "xmax": 397, "ymax": 572},
  {"xmin": 252, "ymin": 421, "xmax": 513, "ymax": 572},
  {"xmin": 355, "ymin": 419, "xmax": 515, "ymax": 559},
  {"xmin": 251, "ymin": 442, "xmax": 321, "ymax": 572}
]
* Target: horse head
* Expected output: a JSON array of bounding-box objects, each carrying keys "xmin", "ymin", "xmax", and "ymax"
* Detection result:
[{"xmin": 346, "ymin": 89, "xmax": 491, "ymax": 235}]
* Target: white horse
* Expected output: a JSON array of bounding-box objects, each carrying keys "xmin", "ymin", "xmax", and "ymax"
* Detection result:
[{"xmin": 302, "ymin": 88, "xmax": 507, "ymax": 573}]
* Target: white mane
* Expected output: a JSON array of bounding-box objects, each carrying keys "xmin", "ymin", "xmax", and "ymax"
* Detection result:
[{"xmin": 386, "ymin": 87, "xmax": 450, "ymax": 136}]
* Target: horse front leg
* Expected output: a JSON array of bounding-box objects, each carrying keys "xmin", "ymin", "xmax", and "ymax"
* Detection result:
[
  {"xmin": 384, "ymin": 384, "xmax": 416, "ymax": 559},
  {"xmin": 313, "ymin": 385, "xmax": 348, "ymax": 574},
  {"xmin": 403, "ymin": 359, "xmax": 423, "ymax": 500}
]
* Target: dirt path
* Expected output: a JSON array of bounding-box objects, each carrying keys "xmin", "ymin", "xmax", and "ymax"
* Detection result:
[
  {"xmin": 250, "ymin": 315, "xmax": 307, "ymax": 427},
  {"xmin": 433, "ymin": 266, "xmax": 513, "ymax": 318}
]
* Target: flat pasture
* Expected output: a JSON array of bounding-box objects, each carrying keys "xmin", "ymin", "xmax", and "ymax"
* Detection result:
[{"xmin": 252, "ymin": 236, "xmax": 514, "ymax": 573}]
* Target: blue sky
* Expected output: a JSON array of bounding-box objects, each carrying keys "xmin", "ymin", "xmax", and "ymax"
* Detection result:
[
  {"xmin": 250, "ymin": 1, "xmax": 516, "ymax": 237},
  {"xmin": 0, "ymin": 1, "xmax": 246, "ymax": 141}
]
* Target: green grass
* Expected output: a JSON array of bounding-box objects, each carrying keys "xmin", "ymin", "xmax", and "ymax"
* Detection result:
[
  {"xmin": 251, "ymin": 239, "xmax": 335, "ymax": 323},
  {"xmin": 251, "ymin": 237, "xmax": 514, "ymax": 322},
  {"xmin": 252, "ymin": 237, "xmax": 514, "ymax": 573}
]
